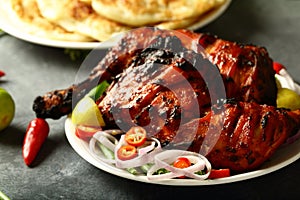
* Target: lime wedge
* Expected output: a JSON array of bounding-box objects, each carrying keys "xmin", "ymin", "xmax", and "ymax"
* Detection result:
[
  {"xmin": 277, "ymin": 88, "xmax": 300, "ymax": 110},
  {"xmin": 71, "ymin": 96, "xmax": 105, "ymax": 127}
]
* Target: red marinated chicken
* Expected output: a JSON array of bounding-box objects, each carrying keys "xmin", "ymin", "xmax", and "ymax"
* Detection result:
[
  {"xmin": 32, "ymin": 27, "xmax": 299, "ymax": 172},
  {"xmin": 170, "ymin": 101, "xmax": 300, "ymax": 172},
  {"xmin": 33, "ymin": 28, "xmax": 277, "ymax": 119}
]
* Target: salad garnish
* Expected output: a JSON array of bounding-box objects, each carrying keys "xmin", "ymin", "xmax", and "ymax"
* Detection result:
[{"xmin": 88, "ymin": 126, "xmax": 215, "ymax": 180}]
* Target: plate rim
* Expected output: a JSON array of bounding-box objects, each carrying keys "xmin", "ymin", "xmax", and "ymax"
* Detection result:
[
  {"xmin": 64, "ymin": 117, "xmax": 300, "ymax": 186},
  {"xmin": 0, "ymin": 0, "xmax": 231, "ymax": 49}
]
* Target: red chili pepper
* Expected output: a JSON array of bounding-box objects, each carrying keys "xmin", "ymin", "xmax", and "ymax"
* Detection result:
[
  {"xmin": 125, "ymin": 126, "xmax": 147, "ymax": 147},
  {"xmin": 208, "ymin": 169, "xmax": 231, "ymax": 179},
  {"xmin": 22, "ymin": 118, "xmax": 50, "ymax": 166},
  {"xmin": 117, "ymin": 145, "xmax": 137, "ymax": 161},
  {"xmin": 273, "ymin": 62, "xmax": 285, "ymax": 74},
  {"xmin": 0, "ymin": 70, "xmax": 5, "ymax": 77}
]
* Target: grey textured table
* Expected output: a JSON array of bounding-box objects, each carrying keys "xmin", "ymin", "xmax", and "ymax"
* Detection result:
[{"xmin": 1, "ymin": 0, "xmax": 300, "ymax": 199}]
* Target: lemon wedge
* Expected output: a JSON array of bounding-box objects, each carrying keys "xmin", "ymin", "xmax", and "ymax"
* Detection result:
[
  {"xmin": 71, "ymin": 96, "xmax": 105, "ymax": 127},
  {"xmin": 277, "ymin": 88, "xmax": 300, "ymax": 110},
  {"xmin": 0, "ymin": 87, "xmax": 15, "ymax": 131}
]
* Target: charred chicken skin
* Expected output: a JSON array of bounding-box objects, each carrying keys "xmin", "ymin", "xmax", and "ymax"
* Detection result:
[
  {"xmin": 33, "ymin": 28, "xmax": 277, "ymax": 118},
  {"xmin": 32, "ymin": 28, "xmax": 300, "ymax": 172},
  {"xmin": 171, "ymin": 101, "xmax": 300, "ymax": 172}
]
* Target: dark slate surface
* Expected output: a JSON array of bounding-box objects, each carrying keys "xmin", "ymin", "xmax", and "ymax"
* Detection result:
[{"xmin": 0, "ymin": 0, "xmax": 299, "ymax": 199}]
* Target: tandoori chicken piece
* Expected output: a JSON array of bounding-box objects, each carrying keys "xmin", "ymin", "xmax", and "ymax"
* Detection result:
[
  {"xmin": 33, "ymin": 27, "xmax": 277, "ymax": 119},
  {"xmin": 165, "ymin": 101, "xmax": 300, "ymax": 172},
  {"xmin": 31, "ymin": 27, "xmax": 299, "ymax": 172}
]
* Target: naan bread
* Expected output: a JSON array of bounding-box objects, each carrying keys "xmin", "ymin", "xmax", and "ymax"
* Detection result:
[
  {"xmin": 91, "ymin": 0, "xmax": 226, "ymax": 26},
  {"xmin": 156, "ymin": 4, "xmax": 226, "ymax": 30},
  {"xmin": 36, "ymin": 0, "xmax": 132, "ymax": 42},
  {"xmin": 5, "ymin": 0, "xmax": 228, "ymax": 43},
  {"xmin": 7, "ymin": 0, "xmax": 93, "ymax": 41},
  {"xmin": 156, "ymin": 17, "xmax": 201, "ymax": 30}
]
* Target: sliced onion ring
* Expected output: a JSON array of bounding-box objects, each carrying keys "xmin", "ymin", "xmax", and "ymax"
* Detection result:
[
  {"xmin": 115, "ymin": 135, "xmax": 162, "ymax": 168},
  {"xmin": 89, "ymin": 131, "xmax": 118, "ymax": 164},
  {"xmin": 93, "ymin": 131, "xmax": 118, "ymax": 151},
  {"xmin": 138, "ymin": 141, "xmax": 156, "ymax": 155},
  {"xmin": 138, "ymin": 137, "xmax": 161, "ymax": 155},
  {"xmin": 147, "ymin": 150, "xmax": 211, "ymax": 181},
  {"xmin": 276, "ymin": 69, "xmax": 300, "ymax": 95}
]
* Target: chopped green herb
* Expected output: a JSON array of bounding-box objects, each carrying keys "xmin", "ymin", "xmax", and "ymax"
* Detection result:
[
  {"xmin": 154, "ymin": 168, "xmax": 170, "ymax": 175},
  {"xmin": 86, "ymin": 80, "xmax": 110, "ymax": 100},
  {"xmin": 140, "ymin": 163, "xmax": 154, "ymax": 173},
  {"xmin": 96, "ymin": 141, "xmax": 142, "ymax": 175},
  {"xmin": 126, "ymin": 167, "xmax": 138, "ymax": 175},
  {"xmin": 194, "ymin": 170, "xmax": 206, "ymax": 175},
  {"xmin": 97, "ymin": 142, "xmax": 114, "ymax": 160}
]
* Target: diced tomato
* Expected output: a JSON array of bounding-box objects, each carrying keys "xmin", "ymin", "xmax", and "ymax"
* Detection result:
[
  {"xmin": 173, "ymin": 157, "xmax": 191, "ymax": 178},
  {"xmin": 273, "ymin": 62, "xmax": 285, "ymax": 74},
  {"xmin": 208, "ymin": 169, "xmax": 230, "ymax": 179},
  {"xmin": 75, "ymin": 125, "xmax": 102, "ymax": 141},
  {"xmin": 117, "ymin": 145, "xmax": 137, "ymax": 160},
  {"xmin": 125, "ymin": 126, "xmax": 147, "ymax": 147}
]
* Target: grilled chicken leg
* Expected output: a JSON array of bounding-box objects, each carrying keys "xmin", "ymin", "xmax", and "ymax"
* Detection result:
[{"xmin": 33, "ymin": 27, "xmax": 277, "ymax": 119}]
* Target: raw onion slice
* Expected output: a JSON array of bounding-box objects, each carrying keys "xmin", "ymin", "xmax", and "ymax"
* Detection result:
[
  {"xmin": 89, "ymin": 131, "xmax": 118, "ymax": 164},
  {"xmin": 138, "ymin": 137, "xmax": 161, "ymax": 155},
  {"xmin": 93, "ymin": 131, "xmax": 118, "ymax": 151},
  {"xmin": 115, "ymin": 135, "xmax": 162, "ymax": 168},
  {"xmin": 276, "ymin": 69, "xmax": 300, "ymax": 95},
  {"xmin": 147, "ymin": 150, "xmax": 211, "ymax": 180}
]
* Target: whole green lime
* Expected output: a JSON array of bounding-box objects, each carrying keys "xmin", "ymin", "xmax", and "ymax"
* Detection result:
[{"xmin": 0, "ymin": 87, "xmax": 15, "ymax": 131}]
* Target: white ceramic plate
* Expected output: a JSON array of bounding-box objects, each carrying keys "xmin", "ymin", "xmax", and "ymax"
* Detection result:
[
  {"xmin": 65, "ymin": 118, "xmax": 300, "ymax": 185},
  {"xmin": 0, "ymin": 0, "xmax": 231, "ymax": 49}
]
